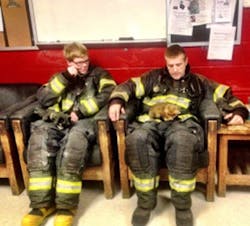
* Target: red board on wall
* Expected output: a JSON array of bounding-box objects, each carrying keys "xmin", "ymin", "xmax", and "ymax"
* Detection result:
[{"xmin": 0, "ymin": 9, "xmax": 249, "ymax": 103}]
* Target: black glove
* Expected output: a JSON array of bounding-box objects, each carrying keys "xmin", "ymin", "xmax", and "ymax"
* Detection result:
[
  {"xmin": 34, "ymin": 107, "xmax": 71, "ymax": 129},
  {"xmin": 50, "ymin": 111, "xmax": 71, "ymax": 129},
  {"xmin": 34, "ymin": 107, "xmax": 52, "ymax": 121}
]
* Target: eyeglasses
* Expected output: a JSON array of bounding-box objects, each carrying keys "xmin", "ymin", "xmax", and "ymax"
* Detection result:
[{"xmin": 73, "ymin": 59, "xmax": 89, "ymax": 66}]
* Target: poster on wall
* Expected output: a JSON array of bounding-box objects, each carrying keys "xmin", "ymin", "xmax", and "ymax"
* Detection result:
[
  {"xmin": 207, "ymin": 25, "xmax": 236, "ymax": 60},
  {"xmin": 244, "ymin": 0, "xmax": 250, "ymax": 7},
  {"xmin": 166, "ymin": 0, "xmax": 243, "ymax": 46}
]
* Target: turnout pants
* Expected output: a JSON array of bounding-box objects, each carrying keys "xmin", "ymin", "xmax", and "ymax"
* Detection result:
[
  {"xmin": 125, "ymin": 119, "xmax": 206, "ymax": 209},
  {"xmin": 27, "ymin": 119, "xmax": 96, "ymax": 209}
]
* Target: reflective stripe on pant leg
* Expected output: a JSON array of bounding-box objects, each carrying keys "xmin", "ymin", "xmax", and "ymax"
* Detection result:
[
  {"xmin": 56, "ymin": 179, "xmax": 82, "ymax": 194},
  {"xmin": 56, "ymin": 120, "xmax": 94, "ymax": 209},
  {"xmin": 132, "ymin": 174, "xmax": 159, "ymax": 192},
  {"xmin": 169, "ymin": 175, "xmax": 196, "ymax": 193},
  {"xmin": 28, "ymin": 171, "xmax": 55, "ymax": 208},
  {"xmin": 29, "ymin": 176, "xmax": 53, "ymax": 191},
  {"xmin": 56, "ymin": 173, "xmax": 82, "ymax": 209}
]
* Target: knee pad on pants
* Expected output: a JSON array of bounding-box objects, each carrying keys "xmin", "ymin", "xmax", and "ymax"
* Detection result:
[{"xmin": 125, "ymin": 128, "xmax": 160, "ymax": 176}]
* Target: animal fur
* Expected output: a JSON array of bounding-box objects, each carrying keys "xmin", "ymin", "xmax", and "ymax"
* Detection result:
[{"xmin": 149, "ymin": 103, "xmax": 180, "ymax": 121}]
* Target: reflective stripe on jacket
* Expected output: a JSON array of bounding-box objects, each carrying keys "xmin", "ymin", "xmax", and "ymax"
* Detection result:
[
  {"xmin": 110, "ymin": 67, "xmax": 248, "ymax": 123},
  {"xmin": 197, "ymin": 74, "xmax": 247, "ymax": 116},
  {"xmin": 37, "ymin": 65, "xmax": 116, "ymax": 117},
  {"xmin": 110, "ymin": 68, "xmax": 204, "ymax": 123}
]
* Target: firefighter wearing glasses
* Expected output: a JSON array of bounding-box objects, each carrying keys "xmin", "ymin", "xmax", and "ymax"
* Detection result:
[
  {"xmin": 22, "ymin": 42, "xmax": 116, "ymax": 226},
  {"xmin": 108, "ymin": 44, "xmax": 248, "ymax": 226}
]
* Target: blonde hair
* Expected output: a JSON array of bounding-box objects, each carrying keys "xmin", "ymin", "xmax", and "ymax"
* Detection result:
[{"xmin": 63, "ymin": 42, "xmax": 88, "ymax": 61}]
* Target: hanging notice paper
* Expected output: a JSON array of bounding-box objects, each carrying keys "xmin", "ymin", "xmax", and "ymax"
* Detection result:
[
  {"xmin": 168, "ymin": 0, "xmax": 193, "ymax": 36},
  {"xmin": 207, "ymin": 25, "xmax": 236, "ymax": 60},
  {"xmin": 244, "ymin": 0, "xmax": 250, "ymax": 7},
  {"xmin": 214, "ymin": 0, "xmax": 236, "ymax": 23}
]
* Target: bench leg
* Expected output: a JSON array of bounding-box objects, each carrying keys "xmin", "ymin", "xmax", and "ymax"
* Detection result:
[
  {"xmin": 218, "ymin": 137, "xmax": 228, "ymax": 197},
  {"xmin": 0, "ymin": 123, "xmax": 24, "ymax": 195}
]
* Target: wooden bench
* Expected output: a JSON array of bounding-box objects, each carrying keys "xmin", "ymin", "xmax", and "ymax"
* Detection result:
[{"xmin": 217, "ymin": 120, "xmax": 250, "ymax": 197}]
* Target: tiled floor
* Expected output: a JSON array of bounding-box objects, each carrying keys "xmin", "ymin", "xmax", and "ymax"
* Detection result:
[{"xmin": 1, "ymin": 179, "xmax": 250, "ymax": 226}]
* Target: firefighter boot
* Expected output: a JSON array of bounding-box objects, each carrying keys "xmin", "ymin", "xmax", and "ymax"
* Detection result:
[
  {"xmin": 21, "ymin": 206, "xmax": 56, "ymax": 226},
  {"xmin": 171, "ymin": 190, "xmax": 193, "ymax": 226},
  {"xmin": 132, "ymin": 189, "xmax": 157, "ymax": 226},
  {"xmin": 54, "ymin": 209, "xmax": 76, "ymax": 226}
]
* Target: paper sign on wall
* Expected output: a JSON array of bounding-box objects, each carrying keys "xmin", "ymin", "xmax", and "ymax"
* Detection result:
[
  {"xmin": 244, "ymin": 0, "xmax": 250, "ymax": 7},
  {"xmin": 207, "ymin": 25, "xmax": 236, "ymax": 60}
]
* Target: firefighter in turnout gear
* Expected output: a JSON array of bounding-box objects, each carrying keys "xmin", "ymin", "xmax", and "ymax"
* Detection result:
[
  {"xmin": 108, "ymin": 44, "xmax": 248, "ymax": 226},
  {"xmin": 21, "ymin": 42, "xmax": 116, "ymax": 226}
]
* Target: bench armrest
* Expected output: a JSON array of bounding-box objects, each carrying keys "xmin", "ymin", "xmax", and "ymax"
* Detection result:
[
  {"xmin": 10, "ymin": 101, "xmax": 39, "ymax": 144},
  {"xmin": 0, "ymin": 94, "xmax": 37, "ymax": 129},
  {"xmin": 199, "ymin": 98, "xmax": 221, "ymax": 133},
  {"xmin": 94, "ymin": 105, "xmax": 109, "ymax": 122}
]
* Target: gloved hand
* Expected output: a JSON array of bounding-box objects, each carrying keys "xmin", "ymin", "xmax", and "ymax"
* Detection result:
[
  {"xmin": 50, "ymin": 111, "xmax": 71, "ymax": 129},
  {"xmin": 34, "ymin": 107, "xmax": 71, "ymax": 129},
  {"xmin": 34, "ymin": 107, "xmax": 52, "ymax": 121}
]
